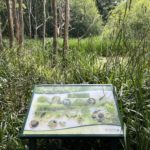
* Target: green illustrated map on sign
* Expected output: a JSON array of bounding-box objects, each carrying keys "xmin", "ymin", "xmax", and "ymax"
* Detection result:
[{"xmin": 22, "ymin": 84, "xmax": 123, "ymax": 137}]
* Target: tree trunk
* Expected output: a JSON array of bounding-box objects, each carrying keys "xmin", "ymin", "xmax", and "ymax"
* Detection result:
[
  {"xmin": 18, "ymin": 0, "xmax": 24, "ymax": 48},
  {"xmin": 34, "ymin": 0, "xmax": 38, "ymax": 39},
  {"xmin": 12, "ymin": 0, "xmax": 19, "ymax": 43},
  {"xmin": 28, "ymin": 0, "xmax": 32, "ymax": 38},
  {"xmin": 6, "ymin": 0, "xmax": 14, "ymax": 48},
  {"xmin": 58, "ymin": 1, "xmax": 64, "ymax": 38},
  {"xmin": 52, "ymin": 0, "xmax": 57, "ymax": 65},
  {"xmin": 43, "ymin": 0, "xmax": 46, "ymax": 48},
  {"xmin": 63, "ymin": 0, "xmax": 69, "ymax": 57},
  {"xmin": 0, "ymin": 17, "xmax": 3, "ymax": 51}
]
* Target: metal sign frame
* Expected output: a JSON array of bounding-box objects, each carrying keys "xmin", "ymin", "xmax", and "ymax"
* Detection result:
[{"xmin": 20, "ymin": 84, "xmax": 123, "ymax": 139}]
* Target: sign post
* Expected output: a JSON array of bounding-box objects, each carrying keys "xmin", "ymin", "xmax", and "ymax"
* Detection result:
[
  {"xmin": 20, "ymin": 84, "xmax": 123, "ymax": 149},
  {"xmin": 29, "ymin": 139, "xmax": 37, "ymax": 150}
]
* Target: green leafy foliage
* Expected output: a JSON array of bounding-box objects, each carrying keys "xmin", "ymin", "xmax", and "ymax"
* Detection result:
[
  {"xmin": 70, "ymin": 0, "xmax": 103, "ymax": 37},
  {"xmin": 0, "ymin": 0, "xmax": 6, "ymax": 12},
  {"xmin": 1, "ymin": 32, "xmax": 150, "ymax": 149},
  {"xmin": 96, "ymin": 0, "xmax": 121, "ymax": 22},
  {"xmin": 0, "ymin": 0, "xmax": 150, "ymax": 149},
  {"xmin": 103, "ymin": 0, "xmax": 150, "ymax": 40}
]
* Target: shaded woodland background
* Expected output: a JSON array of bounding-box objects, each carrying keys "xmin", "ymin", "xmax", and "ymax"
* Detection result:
[{"xmin": 0, "ymin": 0, "xmax": 150, "ymax": 150}]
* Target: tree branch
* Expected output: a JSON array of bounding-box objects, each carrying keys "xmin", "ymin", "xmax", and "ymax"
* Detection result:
[{"xmin": 79, "ymin": 15, "xmax": 101, "ymax": 40}]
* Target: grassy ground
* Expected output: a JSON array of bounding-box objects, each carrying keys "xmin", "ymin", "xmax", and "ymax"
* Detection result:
[{"xmin": 0, "ymin": 37, "xmax": 150, "ymax": 150}]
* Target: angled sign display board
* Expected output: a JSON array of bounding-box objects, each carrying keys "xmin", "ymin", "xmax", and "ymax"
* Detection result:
[{"xmin": 21, "ymin": 84, "xmax": 123, "ymax": 138}]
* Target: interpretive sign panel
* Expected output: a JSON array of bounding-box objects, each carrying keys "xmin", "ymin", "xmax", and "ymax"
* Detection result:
[{"xmin": 21, "ymin": 84, "xmax": 123, "ymax": 138}]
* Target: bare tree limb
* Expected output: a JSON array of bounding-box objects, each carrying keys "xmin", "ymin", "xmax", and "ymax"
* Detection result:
[
  {"xmin": 36, "ymin": 16, "xmax": 52, "ymax": 30},
  {"xmin": 79, "ymin": 15, "xmax": 101, "ymax": 40},
  {"xmin": 2, "ymin": 19, "xmax": 8, "ymax": 33}
]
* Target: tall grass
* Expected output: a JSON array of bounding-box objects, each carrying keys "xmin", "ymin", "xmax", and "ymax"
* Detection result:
[{"xmin": 0, "ymin": 32, "xmax": 150, "ymax": 149}]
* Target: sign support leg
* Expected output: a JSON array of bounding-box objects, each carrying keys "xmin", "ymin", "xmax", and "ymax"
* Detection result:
[
  {"xmin": 29, "ymin": 139, "xmax": 37, "ymax": 150},
  {"xmin": 110, "ymin": 139, "xmax": 118, "ymax": 150}
]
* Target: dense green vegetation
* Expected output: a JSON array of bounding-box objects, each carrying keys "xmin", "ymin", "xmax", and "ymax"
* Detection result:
[
  {"xmin": 70, "ymin": 0, "xmax": 102, "ymax": 37},
  {"xmin": 0, "ymin": 0, "xmax": 150, "ymax": 150}
]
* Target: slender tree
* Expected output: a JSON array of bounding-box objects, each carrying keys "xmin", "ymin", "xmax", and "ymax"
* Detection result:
[
  {"xmin": 18, "ymin": 0, "xmax": 24, "ymax": 48},
  {"xmin": 63, "ymin": 0, "xmax": 69, "ymax": 57},
  {"xmin": 27, "ymin": 0, "xmax": 32, "ymax": 38},
  {"xmin": 6, "ymin": 0, "xmax": 14, "ymax": 48},
  {"xmin": 43, "ymin": 0, "xmax": 46, "ymax": 48},
  {"xmin": 58, "ymin": 0, "xmax": 65, "ymax": 38},
  {"xmin": 34, "ymin": 0, "xmax": 38, "ymax": 38},
  {"xmin": 12, "ymin": 0, "xmax": 19, "ymax": 43},
  {"xmin": 0, "ymin": 17, "xmax": 3, "ymax": 51},
  {"xmin": 52, "ymin": 0, "xmax": 58, "ymax": 65}
]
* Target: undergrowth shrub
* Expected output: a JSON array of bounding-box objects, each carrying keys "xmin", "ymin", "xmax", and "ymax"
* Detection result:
[
  {"xmin": 0, "ymin": 35, "xmax": 150, "ymax": 149},
  {"xmin": 0, "ymin": 1, "xmax": 150, "ymax": 148}
]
